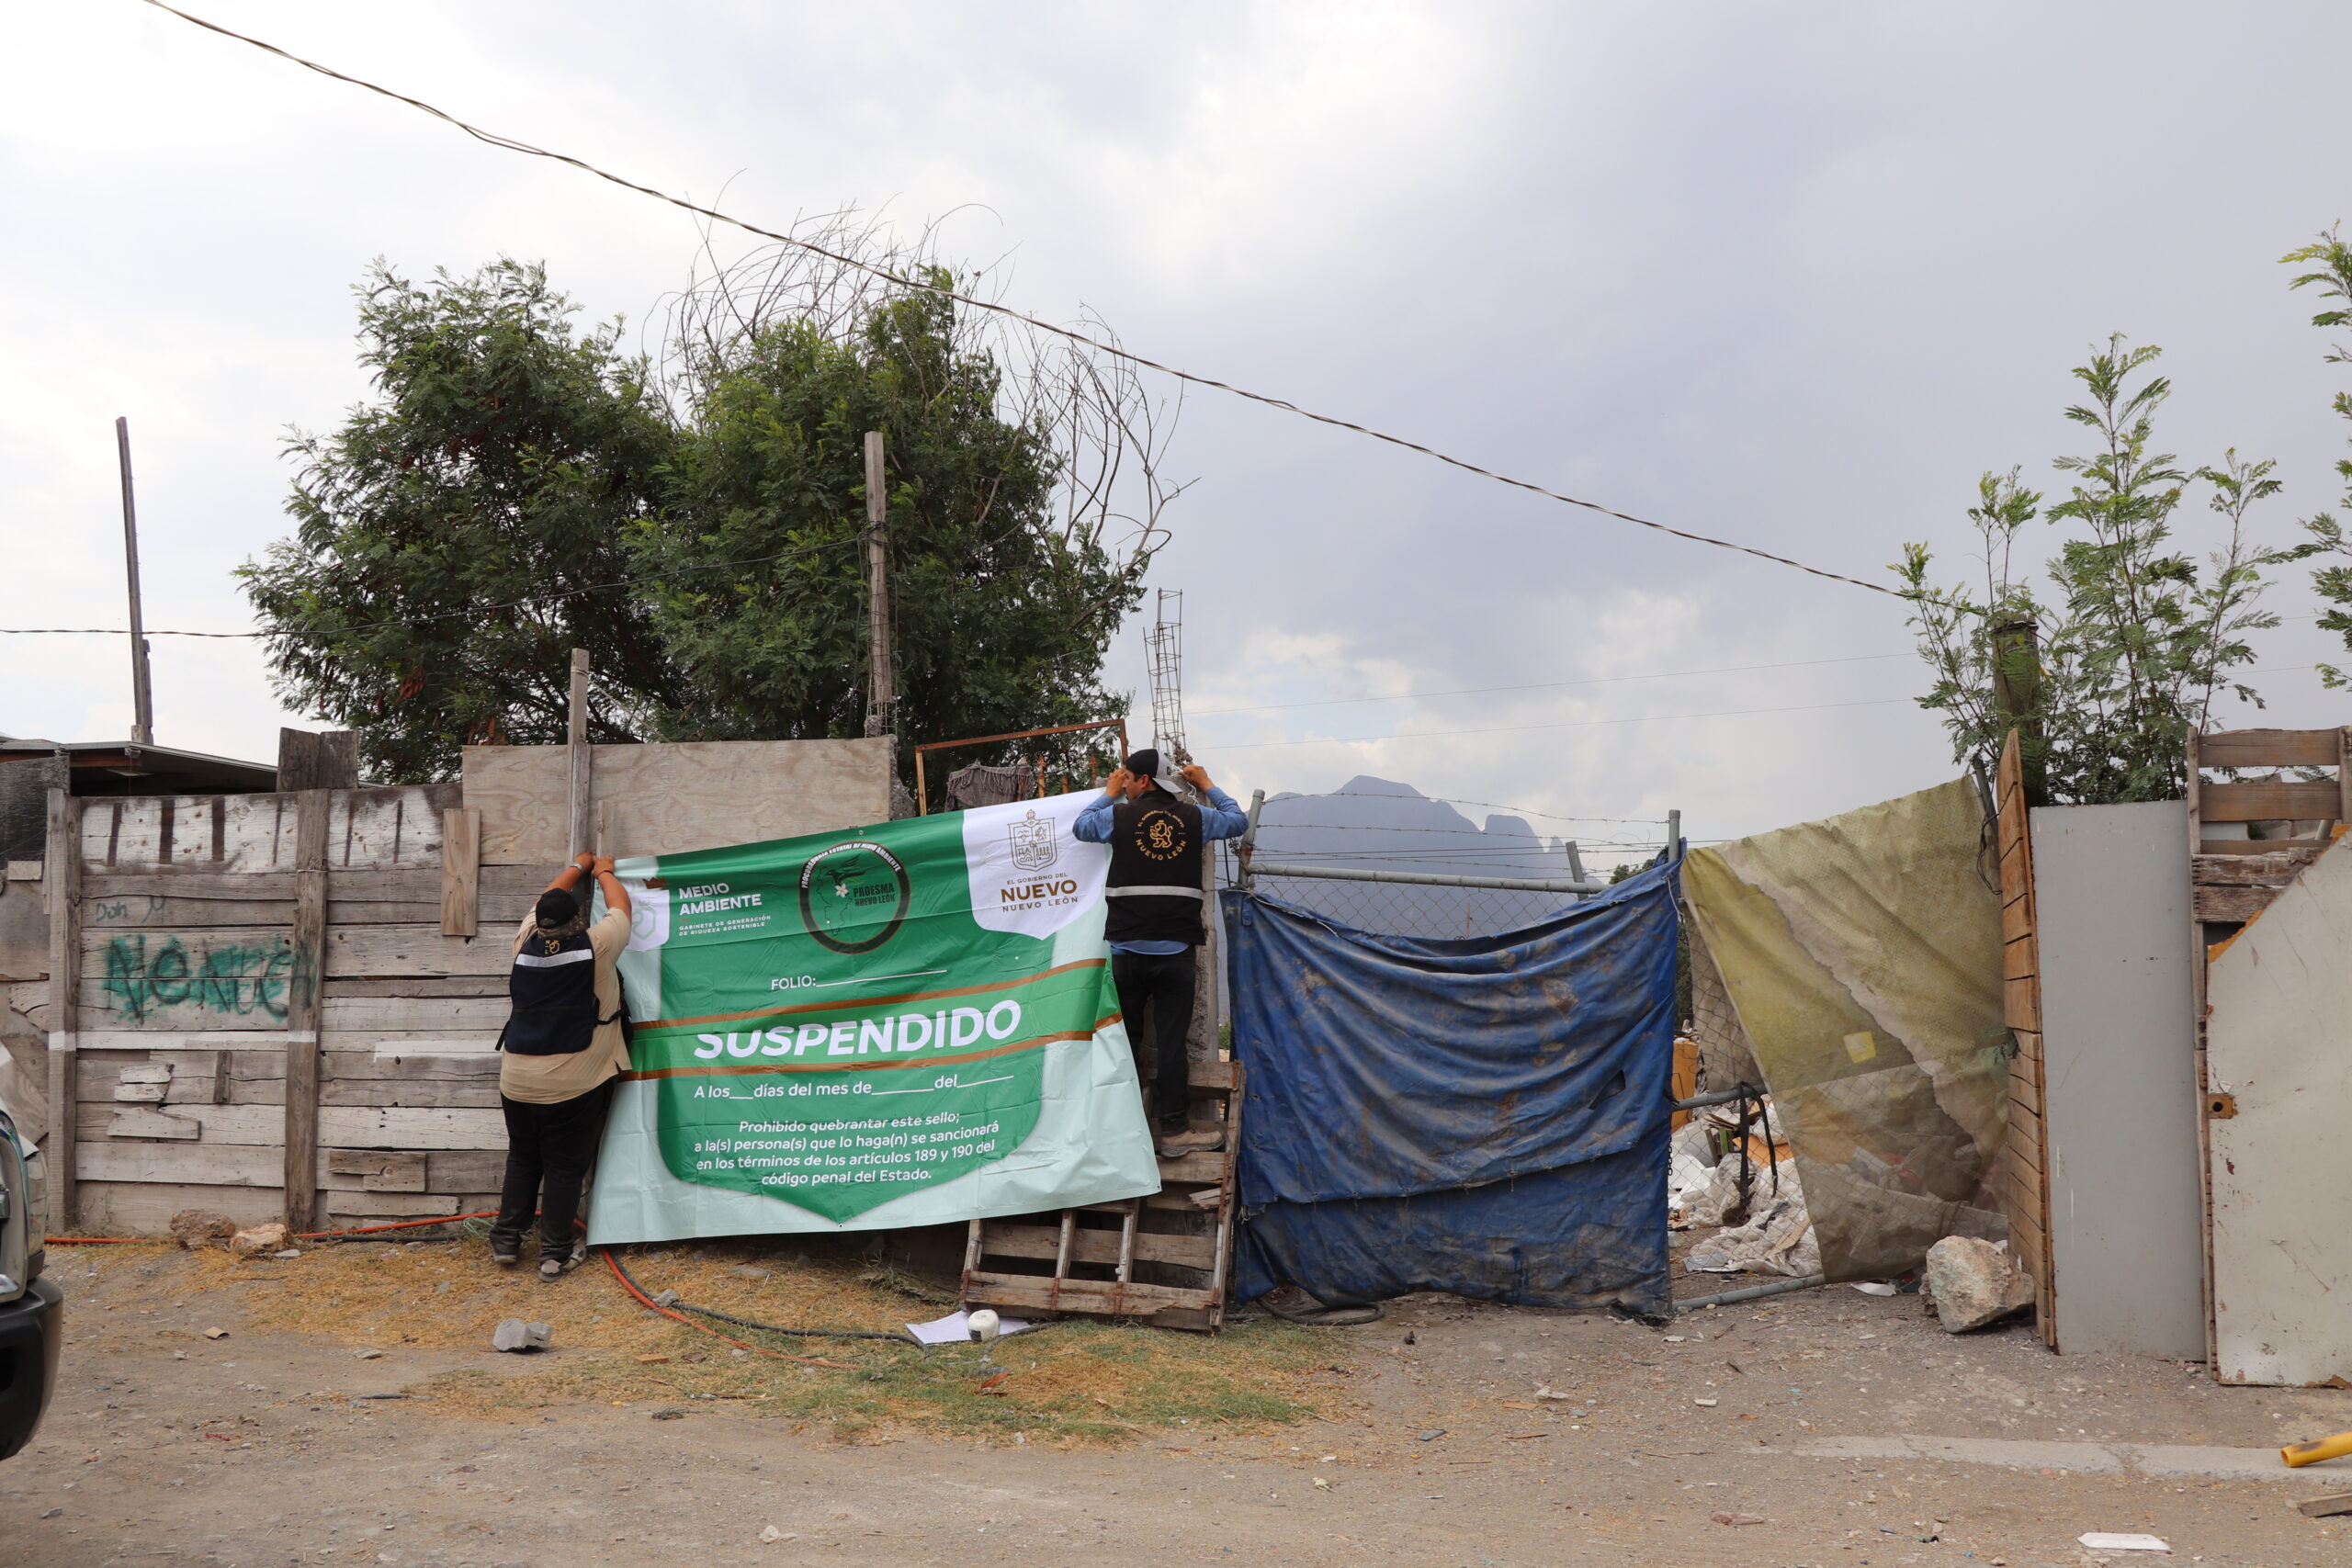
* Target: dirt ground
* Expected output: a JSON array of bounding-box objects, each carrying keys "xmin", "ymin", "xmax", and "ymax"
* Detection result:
[{"xmin": 6, "ymin": 1235, "xmax": 2352, "ymax": 1568}]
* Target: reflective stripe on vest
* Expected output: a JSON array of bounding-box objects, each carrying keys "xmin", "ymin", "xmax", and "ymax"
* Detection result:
[{"xmin": 1103, "ymin": 885, "xmax": 1204, "ymax": 900}]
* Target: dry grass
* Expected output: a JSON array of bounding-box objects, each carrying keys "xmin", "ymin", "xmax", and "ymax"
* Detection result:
[{"xmin": 64, "ymin": 1234, "xmax": 1340, "ymax": 1446}]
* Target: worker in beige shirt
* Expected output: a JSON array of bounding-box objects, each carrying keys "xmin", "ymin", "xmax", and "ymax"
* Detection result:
[{"xmin": 491, "ymin": 852, "xmax": 632, "ymax": 1279}]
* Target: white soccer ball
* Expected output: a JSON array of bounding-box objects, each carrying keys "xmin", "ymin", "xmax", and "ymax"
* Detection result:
[{"xmin": 968, "ymin": 1309, "xmax": 1001, "ymax": 1343}]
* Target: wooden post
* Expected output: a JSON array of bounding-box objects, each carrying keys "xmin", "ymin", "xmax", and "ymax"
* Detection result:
[
  {"xmin": 568, "ymin": 649, "xmax": 594, "ymax": 859},
  {"xmin": 862, "ymin": 431, "xmax": 895, "ymax": 740},
  {"xmin": 283, "ymin": 790, "xmax": 330, "ymax": 1234},
  {"xmin": 1991, "ymin": 617, "xmax": 2046, "ymax": 806},
  {"xmin": 439, "ymin": 807, "xmax": 481, "ymax": 937},
  {"xmin": 277, "ymin": 728, "xmax": 359, "ymax": 791},
  {"xmin": 42, "ymin": 789, "xmax": 82, "ymax": 1231},
  {"xmin": 116, "ymin": 417, "xmax": 154, "ymax": 748}
]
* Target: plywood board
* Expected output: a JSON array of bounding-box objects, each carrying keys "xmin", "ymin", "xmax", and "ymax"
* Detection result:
[
  {"xmin": 2030, "ymin": 801, "xmax": 2204, "ymax": 1359},
  {"xmin": 2208, "ymin": 833, "xmax": 2352, "ymax": 1384},
  {"xmin": 463, "ymin": 739, "xmax": 891, "ymax": 865}
]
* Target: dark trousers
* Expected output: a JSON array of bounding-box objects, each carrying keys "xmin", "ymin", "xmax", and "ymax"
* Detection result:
[
  {"xmin": 1112, "ymin": 948, "xmax": 1198, "ymax": 1134},
  {"xmin": 492, "ymin": 1079, "xmax": 616, "ymax": 1255}
]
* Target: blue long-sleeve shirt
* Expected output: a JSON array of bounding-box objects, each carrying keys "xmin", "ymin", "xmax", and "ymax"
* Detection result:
[{"xmin": 1074, "ymin": 784, "xmax": 1247, "ymax": 954}]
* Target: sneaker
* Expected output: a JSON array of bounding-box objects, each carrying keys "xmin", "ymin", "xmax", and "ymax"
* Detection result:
[
  {"xmin": 1156, "ymin": 1126, "xmax": 1225, "ymax": 1157},
  {"xmin": 489, "ymin": 1234, "xmax": 521, "ymax": 1268},
  {"xmin": 539, "ymin": 1241, "xmax": 587, "ymax": 1281}
]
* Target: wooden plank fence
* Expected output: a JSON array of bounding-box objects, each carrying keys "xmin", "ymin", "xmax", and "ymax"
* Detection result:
[{"xmin": 24, "ymin": 735, "xmax": 891, "ymax": 1236}]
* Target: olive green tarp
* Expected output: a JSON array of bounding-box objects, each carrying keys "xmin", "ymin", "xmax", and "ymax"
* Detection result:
[{"xmin": 1680, "ymin": 777, "xmax": 2009, "ymax": 1280}]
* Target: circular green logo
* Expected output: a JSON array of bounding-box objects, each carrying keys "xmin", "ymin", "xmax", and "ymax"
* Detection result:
[{"xmin": 797, "ymin": 840, "xmax": 911, "ymax": 954}]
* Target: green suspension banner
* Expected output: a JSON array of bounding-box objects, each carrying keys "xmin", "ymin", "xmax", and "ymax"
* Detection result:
[{"xmin": 585, "ymin": 791, "xmax": 1162, "ymax": 1242}]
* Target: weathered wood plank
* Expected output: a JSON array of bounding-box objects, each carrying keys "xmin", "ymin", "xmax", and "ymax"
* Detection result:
[
  {"xmin": 75, "ymin": 1100, "xmax": 508, "ymax": 1150},
  {"xmin": 442, "ymin": 807, "xmax": 481, "ymax": 938},
  {"xmin": 322, "ymin": 924, "xmax": 513, "ymax": 979},
  {"xmin": 322, "ymin": 976, "xmax": 507, "ymax": 999},
  {"xmin": 323, "ymin": 865, "xmax": 550, "ymax": 901},
  {"xmin": 328, "ymin": 1149, "xmax": 427, "ymax": 1191},
  {"xmin": 2196, "ymin": 838, "xmax": 2328, "ymax": 855},
  {"xmin": 426, "ymin": 1150, "xmax": 505, "ymax": 1192},
  {"xmin": 982, "ymin": 1224, "xmax": 1217, "ymax": 1269},
  {"xmin": 76, "ymin": 786, "xmax": 460, "ymax": 874},
  {"xmin": 84, "ymin": 872, "xmax": 300, "ymax": 898},
  {"xmin": 2195, "ymin": 884, "xmax": 2291, "ymax": 924},
  {"xmin": 85, "ymin": 894, "xmax": 298, "ymax": 928},
  {"xmin": 104, "ymin": 1107, "xmax": 203, "ymax": 1141},
  {"xmin": 321, "ymin": 1191, "xmax": 495, "ymax": 1220},
  {"xmin": 74, "ymin": 928, "xmax": 301, "ymax": 1032},
  {"xmin": 961, "ymin": 1271, "xmax": 1215, "ymax": 1314},
  {"xmin": 2003, "ymin": 932, "xmax": 2038, "ymax": 983},
  {"xmin": 2191, "ymin": 849, "xmax": 2323, "ymax": 886},
  {"xmin": 2199, "ymin": 728, "xmax": 2343, "ymax": 768},
  {"xmin": 77, "ymin": 1179, "xmax": 286, "ymax": 1233},
  {"xmin": 322, "ymin": 997, "xmax": 507, "ymax": 1031},
  {"xmin": 45, "ymin": 789, "xmax": 82, "ymax": 1224},
  {"xmin": 329, "ymin": 896, "xmax": 536, "ymax": 927},
  {"xmin": 286, "ymin": 794, "xmax": 329, "ymax": 1234},
  {"xmin": 2198, "ymin": 781, "xmax": 2342, "ymax": 824},
  {"xmin": 2003, "ymin": 976, "xmax": 2041, "ymax": 1033}
]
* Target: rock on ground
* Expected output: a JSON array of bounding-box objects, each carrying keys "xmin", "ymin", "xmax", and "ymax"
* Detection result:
[
  {"xmin": 1923, "ymin": 1235, "xmax": 2035, "ymax": 1332},
  {"xmin": 229, "ymin": 1222, "xmax": 290, "ymax": 1258},
  {"xmin": 169, "ymin": 1210, "xmax": 236, "ymax": 1249},
  {"xmin": 492, "ymin": 1318, "xmax": 553, "ymax": 1353}
]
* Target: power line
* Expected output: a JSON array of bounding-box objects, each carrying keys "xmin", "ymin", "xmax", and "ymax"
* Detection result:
[
  {"xmin": 0, "ymin": 538, "xmax": 856, "ymax": 640},
  {"xmin": 136, "ymin": 0, "xmax": 1914, "ymax": 604},
  {"xmin": 1207, "ymin": 695, "xmax": 1916, "ymax": 750},
  {"xmin": 1191, "ymin": 651, "xmax": 1914, "ymax": 716}
]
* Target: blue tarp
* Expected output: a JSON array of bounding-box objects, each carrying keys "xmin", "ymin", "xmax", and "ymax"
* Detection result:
[{"xmin": 1222, "ymin": 863, "xmax": 1679, "ymax": 1312}]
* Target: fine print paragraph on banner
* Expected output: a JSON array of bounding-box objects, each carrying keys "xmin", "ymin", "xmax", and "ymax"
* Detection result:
[{"xmin": 586, "ymin": 791, "xmax": 1163, "ymax": 1242}]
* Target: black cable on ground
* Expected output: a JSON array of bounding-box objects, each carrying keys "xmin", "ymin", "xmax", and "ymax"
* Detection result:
[
  {"xmin": 1253, "ymin": 1289, "xmax": 1387, "ymax": 1326},
  {"xmin": 603, "ymin": 1247, "xmax": 923, "ymax": 1345}
]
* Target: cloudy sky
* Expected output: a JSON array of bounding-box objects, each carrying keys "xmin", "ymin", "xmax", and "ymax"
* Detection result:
[{"xmin": 6, "ymin": 2, "xmax": 2349, "ymax": 863}]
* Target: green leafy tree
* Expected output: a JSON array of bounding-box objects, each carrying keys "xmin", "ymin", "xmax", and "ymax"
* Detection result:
[
  {"xmin": 1898, "ymin": 338, "xmax": 2296, "ymax": 802},
  {"xmin": 2280, "ymin": 229, "xmax": 2352, "ymax": 687},
  {"xmin": 245, "ymin": 226, "xmax": 1181, "ymax": 787},
  {"xmin": 636, "ymin": 282, "xmax": 1149, "ymax": 762},
  {"xmin": 242, "ymin": 260, "xmax": 681, "ymax": 781}
]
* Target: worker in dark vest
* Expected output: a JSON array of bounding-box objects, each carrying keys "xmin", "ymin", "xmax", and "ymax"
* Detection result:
[
  {"xmin": 491, "ymin": 852, "xmax": 633, "ymax": 1280},
  {"xmin": 1073, "ymin": 749, "xmax": 1249, "ymax": 1156}
]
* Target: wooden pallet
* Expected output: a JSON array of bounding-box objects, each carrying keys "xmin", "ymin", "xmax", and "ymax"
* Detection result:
[{"xmin": 962, "ymin": 1058, "xmax": 1243, "ymax": 1332}]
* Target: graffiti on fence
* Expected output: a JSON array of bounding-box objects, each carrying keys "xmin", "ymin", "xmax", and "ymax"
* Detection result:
[{"xmin": 99, "ymin": 933, "xmax": 311, "ymax": 1023}]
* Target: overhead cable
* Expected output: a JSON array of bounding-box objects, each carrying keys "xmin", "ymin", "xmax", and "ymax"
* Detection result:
[
  {"xmin": 0, "ymin": 537, "xmax": 856, "ymax": 639},
  {"xmin": 1205, "ymin": 695, "xmax": 1916, "ymax": 750},
  {"xmin": 136, "ymin": 0, "xmax": 1912, "ymax": 603}
]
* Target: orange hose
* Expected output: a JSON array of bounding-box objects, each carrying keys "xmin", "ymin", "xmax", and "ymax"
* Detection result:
[{"xmin": 598, "ymin": 1247, "xmax": 854, "ymax": 1370}]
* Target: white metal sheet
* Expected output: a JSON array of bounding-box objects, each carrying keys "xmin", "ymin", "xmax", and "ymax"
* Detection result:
[
  {"xmin": 2030, "ymin": 802, "xmax": 2203, "ymax": 1359},
  {"xmin": 2207, "ymin": 832, "xmax": 2352, "ymax": 1384}
]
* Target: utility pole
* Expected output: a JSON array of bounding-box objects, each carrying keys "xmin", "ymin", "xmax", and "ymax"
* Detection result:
[
  {"xmin": 115, "ymin": 417, "xmax": 155, "ymax": 746},
  {"xmin": 862, "ymin": 431, "xmax": 894, "ymax": 739}
]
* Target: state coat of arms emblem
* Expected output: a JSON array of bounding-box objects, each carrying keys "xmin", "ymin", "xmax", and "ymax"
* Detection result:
[{"xmin": 1008, "ymin": 808, "xmax": 1058, "ymax": 873}]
